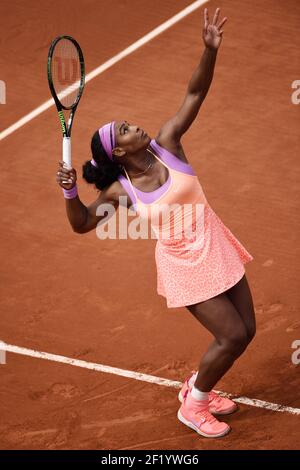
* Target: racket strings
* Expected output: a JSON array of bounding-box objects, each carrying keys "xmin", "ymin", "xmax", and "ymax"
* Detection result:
[{"xmin": 51, "ymin": 39, "xmax": 81, "ymax": 108}]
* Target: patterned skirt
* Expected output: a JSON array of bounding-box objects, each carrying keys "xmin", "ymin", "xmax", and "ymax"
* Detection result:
[{"xmin": 155, "ymin": 203, "xmax": 254, "ymax": 308}]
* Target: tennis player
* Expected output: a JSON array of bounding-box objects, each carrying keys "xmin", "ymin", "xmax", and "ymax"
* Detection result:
[{"xmin": 56, "ymin": 8, "xmax": 256, "ymax": 438}]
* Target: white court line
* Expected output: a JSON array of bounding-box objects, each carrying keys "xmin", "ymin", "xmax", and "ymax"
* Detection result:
[
  {"xmin": 1, "ymin": 341, "xmax": 299, "ymax": 416},
  {"xmin": 0, "ymin": 0, "xmax": 208, "ymax": 141}
]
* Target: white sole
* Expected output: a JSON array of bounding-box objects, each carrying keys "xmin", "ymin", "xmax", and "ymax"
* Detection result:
[
  {"xmin": 178, "ymin": 390, "xmax": 238, "ymax": 415},
  {"xmin": 177, "ymin": 409, "xmax": 231, "ymax": 438}
]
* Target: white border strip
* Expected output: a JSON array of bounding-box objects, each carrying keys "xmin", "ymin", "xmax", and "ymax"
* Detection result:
[
  {"xmin": 0, "ymin": 0, "xmax": 208, "ymax": 141},
  {"xmin": 1, "ymin": 341, "xmax": 299, "ymax": 416}
]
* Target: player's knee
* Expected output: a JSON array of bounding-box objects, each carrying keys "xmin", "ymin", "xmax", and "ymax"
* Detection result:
[{"xmin": 222, "ymin": 327, "xmax": 249, "ymax": 358}]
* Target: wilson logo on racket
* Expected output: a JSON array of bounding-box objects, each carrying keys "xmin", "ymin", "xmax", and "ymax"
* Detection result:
[
  {"xmin": 58, "ymin": 111, "xmax": 66, "ymax": 133},
  {"xmin": 54, "ymin": 57, "xmax": 78, "ymax": 85}
]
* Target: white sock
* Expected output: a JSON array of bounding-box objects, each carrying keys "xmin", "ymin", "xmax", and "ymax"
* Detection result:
[
  {"xmin": 191, "ymin": 385, "xmax": 209, "ymax": 401},
  {"xmin": 190, "ymin": 371, "xmax": 198, "ymax": 385}
]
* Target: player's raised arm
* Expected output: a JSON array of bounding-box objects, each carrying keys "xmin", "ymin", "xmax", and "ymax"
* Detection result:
[{"xmin": 158, "ymin": 7, "xmax": 227, "ymax": 142}]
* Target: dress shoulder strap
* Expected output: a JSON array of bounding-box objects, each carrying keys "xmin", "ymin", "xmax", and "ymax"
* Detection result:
[
  {"xmin": 147, "ymin": 147, "xmax": 170, "ymax": 170},
  {"xmin": 122, "ymin": 167, "xmax": 139, "ymax": 201}
]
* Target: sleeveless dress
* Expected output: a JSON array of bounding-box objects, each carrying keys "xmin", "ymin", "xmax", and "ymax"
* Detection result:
[{"xmin": 118, "ymin": 139, "xmax": 254, "ymax": 308}]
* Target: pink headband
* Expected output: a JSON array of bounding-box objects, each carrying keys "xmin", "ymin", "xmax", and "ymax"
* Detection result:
[
  {"xmin": 91, "ymin": 121, "xmax": 116, "ymax": 168},
  {"xmin": 90, "ymin": 121, "xmax": 116, "ymax": 168}
]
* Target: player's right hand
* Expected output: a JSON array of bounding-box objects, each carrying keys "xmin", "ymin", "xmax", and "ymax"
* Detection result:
[{"xmin": 56, "ymin": 161, "xmax": 77, "ymax": 189}]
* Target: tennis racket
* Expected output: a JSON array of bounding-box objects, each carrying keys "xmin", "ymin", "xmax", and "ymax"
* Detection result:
[{"xmin": 47, "ymin": 35, "xmax": 85, "ymax": 169}]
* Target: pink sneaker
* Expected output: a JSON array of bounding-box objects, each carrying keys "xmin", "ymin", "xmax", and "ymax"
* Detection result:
[
  {"xmin": 178, "ymin": 371, "xmax": 238, "ymax": 415},
  {"xmin": 177, "ymin": 390, "xmax": 230, "ymax": 438}
]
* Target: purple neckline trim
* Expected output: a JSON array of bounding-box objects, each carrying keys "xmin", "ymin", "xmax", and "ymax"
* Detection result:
[
  {"xmin": 134, "ymin": 171, "xmax": 171, "ymax": 194},
  {"xmin": 117, "ymin": 138, "xmax": 196, "ymax": 205},
  {"xmin": 118, "ymin": 164, "xmax": 172, "ymax": 204}
]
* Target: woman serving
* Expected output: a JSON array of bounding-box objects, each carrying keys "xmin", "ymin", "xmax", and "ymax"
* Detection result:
[{"xmin": 56, "ymin": 8, "xmax": 256, "ymax": 439}]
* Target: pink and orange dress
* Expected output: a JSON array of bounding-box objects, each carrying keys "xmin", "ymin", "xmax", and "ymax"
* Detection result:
[{"xmin": 118, "ymin": 139, "xmax": 253, "ymax": 308}]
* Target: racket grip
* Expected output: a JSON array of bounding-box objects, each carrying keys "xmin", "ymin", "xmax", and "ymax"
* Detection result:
[{"xmin": 63, "ymin": 137, "xmax": 72, "ymax": 169}]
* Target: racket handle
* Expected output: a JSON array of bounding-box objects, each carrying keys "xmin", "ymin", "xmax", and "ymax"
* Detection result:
[{"xmin": 63, "ymin": 136, "xmax": 72, "ymax": 169}]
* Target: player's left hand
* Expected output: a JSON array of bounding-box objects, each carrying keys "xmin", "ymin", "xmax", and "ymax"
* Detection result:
[{"xmin": 202, "ymin": 7, "xmax": 227, "ymax": 50}]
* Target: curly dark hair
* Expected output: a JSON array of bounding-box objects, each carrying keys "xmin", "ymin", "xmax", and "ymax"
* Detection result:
[{"xmin": 82, "ymin": 130, "xmax": 123, "ymax": 191}]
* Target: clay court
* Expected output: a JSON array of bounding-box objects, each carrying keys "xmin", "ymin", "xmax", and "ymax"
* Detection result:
[{"xmin": 0, "ymin": 0, "xmax": 299, "ymax": 450}]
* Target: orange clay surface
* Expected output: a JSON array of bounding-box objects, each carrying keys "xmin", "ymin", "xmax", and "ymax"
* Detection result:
[{"xmin": 0, "ymin": 0, "xmax": 299, "ymax": 450}]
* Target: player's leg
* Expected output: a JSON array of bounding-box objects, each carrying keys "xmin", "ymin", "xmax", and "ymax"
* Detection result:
[
  {"xmin": 186, "ymin": 291, "xmax": 251, "ymax": 392},
  {"xmin": 177, "ymin": 292, "xmax": 249, "ymax": 437},
  {"xmin": 225, "ymin": 273, "xmax": 256, "ymax": 342}
]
